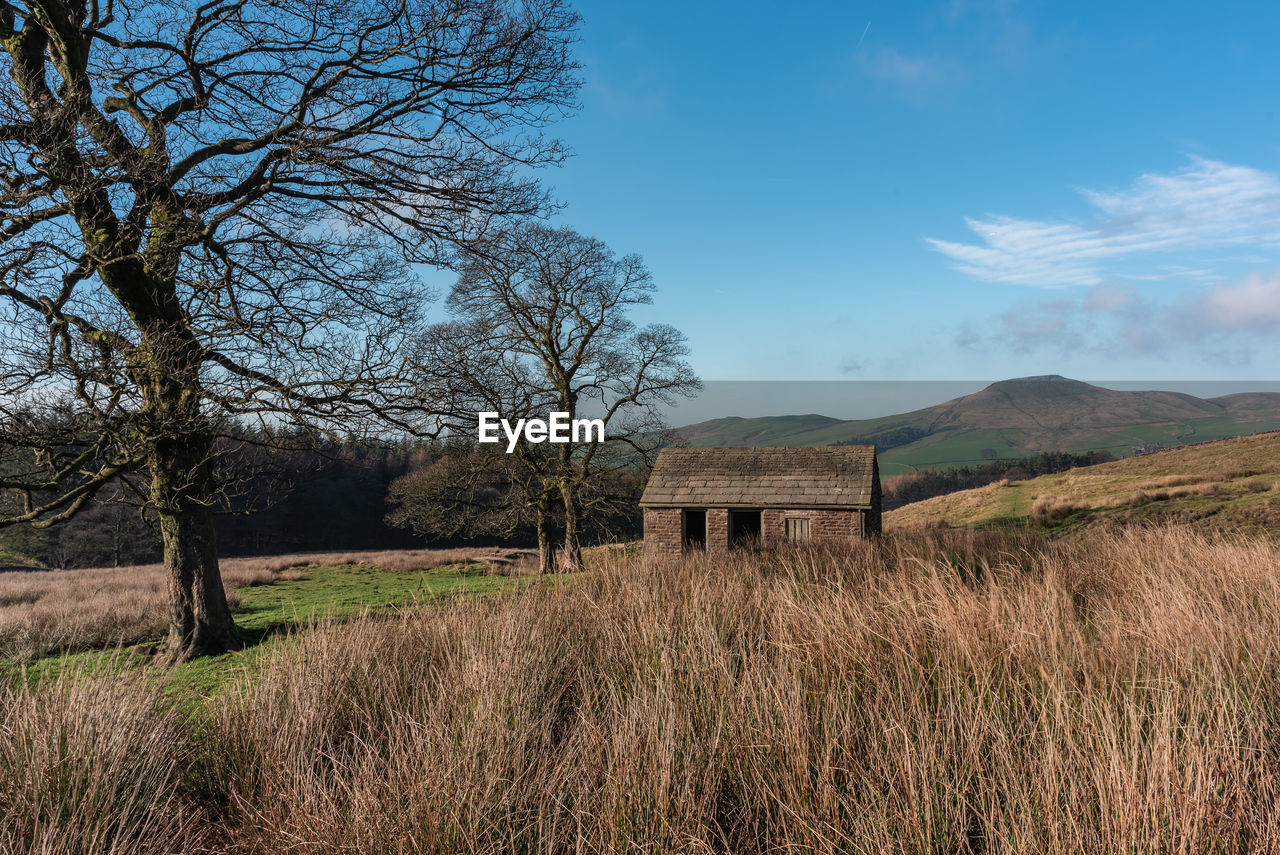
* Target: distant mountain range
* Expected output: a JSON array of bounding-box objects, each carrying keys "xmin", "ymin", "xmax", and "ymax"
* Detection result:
[{"xmin": 676, "ymin": 375, "xmax": 1280, "ymax": 478}]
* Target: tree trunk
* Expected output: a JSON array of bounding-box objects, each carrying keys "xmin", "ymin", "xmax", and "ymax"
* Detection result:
[
  {"xmin": 159, "ymin": 504, "xmax": 239, "ymax": 661},
  {"xmin": 106, "ymin": 254, "xmax": 243, "ymax": 661},
  {"xmin": 111, "ymin": 515, "xmax": 122, "ymax": 567},
  {"xmin": 150, "ymin": 434, "xmax": 240, "ymax": 662},
  {"xmin": 138, "ymin": 316, "xmax": 241, "ymax": 662},
  {"xmin": 536, "ymin": 493, "xmax": 557, "ymax": 574},
  {"xmin": 151, "ymin": 450, "xmax": 238, "ymax": 661},
  {"xmin": 554, "ymin": 417, "xmax": 583, "ymax": 572},
  {"xmin": 560, "ymin": 480, "xmax": 584, "ymax": 571}
]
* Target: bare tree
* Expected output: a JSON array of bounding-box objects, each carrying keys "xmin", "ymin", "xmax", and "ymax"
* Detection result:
[
  {"xmin": 411, "ymin": 223, "xmax": 698, "ymax": 571},
  {"xmin": 405, "ymin": 314, "xmax": 565, "ymax": 570},
  {"xmin": 385, "ymin": 439, "xmax": 554, "ymax": 546},
  {"xmin": 0, "ymin": 0, "xmax": 580, "ymax": 659}
]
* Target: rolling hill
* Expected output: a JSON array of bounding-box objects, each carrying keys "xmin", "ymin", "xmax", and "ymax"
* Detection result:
[
  {"xmin": 679, "ymin": 375, "xmax": 1280, "ymax": 477},
  {"xmin": 884, "ymin": 431, "xmax": 1280, "ymax": 534}
]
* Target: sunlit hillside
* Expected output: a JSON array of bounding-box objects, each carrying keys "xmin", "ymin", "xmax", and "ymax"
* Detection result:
[{"xmin": 886, "ymin": 431, "xmax": 1280, "ymax": 532}]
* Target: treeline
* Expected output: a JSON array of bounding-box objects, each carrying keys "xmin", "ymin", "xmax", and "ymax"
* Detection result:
[
  {"xmin": 832, "ymin": 426, "xmax": 929, "ymax": 451},
  {"xmin": 215, "ymin": 443, "xmax": 424, "ymax": 557},
  {"xmin": 1, "ymin": 436, "xmax": 647, "ymax": 570},
  {"xmin": 884, "ymin": 450, "xmax": 1116, "ymax": 510},
  {"xmin": 1, "ymin": 439, "xmax": 422, "ymax": 568}
]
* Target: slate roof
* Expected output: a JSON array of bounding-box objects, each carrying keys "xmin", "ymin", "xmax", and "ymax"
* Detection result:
[{"xmin": 639, "ymin": 446, "xmax": 878, "ymax": 509}]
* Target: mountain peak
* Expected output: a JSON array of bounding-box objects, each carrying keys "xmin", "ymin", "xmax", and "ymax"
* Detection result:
[
  {"xmin": 978, "ymin": 375, "xmax": 1096, "ymax": 397},
  {"xmin": 989, "ymin": 374, "xmax": 1077, "ymax": 386}
]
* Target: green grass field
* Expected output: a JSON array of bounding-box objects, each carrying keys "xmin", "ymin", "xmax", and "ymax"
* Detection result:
[
  {"xmin": 0, "ymin": 559, "xmax": 536, "ymax": 702},
  {"xmin": 877, "ymin": 418, "xmax": 1280, "ymax": 473},
  {"xmin": 231, "ymin": 561, "xmax": 515, "ymax": 632}
]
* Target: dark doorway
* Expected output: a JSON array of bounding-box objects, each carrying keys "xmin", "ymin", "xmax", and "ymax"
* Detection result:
[
  {"xmin": 728, "ymin": 510, "xmax": 762, "ymax": 548},
  {"xmin": 682, "ymin": 509, "xmax": 706, "ymax": 550}
]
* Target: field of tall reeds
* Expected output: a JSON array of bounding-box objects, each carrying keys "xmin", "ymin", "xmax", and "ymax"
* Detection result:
[{"xmin": 5, "ymin": 526, "xmax": 1280, "ymax": 853}]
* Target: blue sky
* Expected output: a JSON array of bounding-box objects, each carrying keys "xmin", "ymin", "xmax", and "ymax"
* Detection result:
[{"xmin": 542, "ymin": 0, "xmax": 1280, "ymax": 382}]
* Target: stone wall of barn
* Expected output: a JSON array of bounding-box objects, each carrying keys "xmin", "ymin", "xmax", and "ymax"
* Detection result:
[
  {"xmin": 706, "ymin": 508, "xmax": 730, "ymax": 553},
  {"xmin": 762, "ymin": 509, "xmax": 787, "ymax": 541},
  {"xmin": 763, "ymin": 509, "xmax": 867, "ymax": 543},
  {"xmin": 645, "ymin": 506, "xmax": 877, "ymax": 560},
  {"xmin": 642, "ymin": 508, "xmax": 683, "ymax": 560}
]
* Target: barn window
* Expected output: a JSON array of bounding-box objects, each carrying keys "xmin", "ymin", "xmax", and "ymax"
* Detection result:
[
  {"xmin": 682, "ymin": 509, "xmax": 706, "ymax": 550},
  {"xmin": 785, "ymin": 517, "xmax": 810, "ymax": 541},
  {"xmin": 728, "ymin": 510, "xmax": 762, "ymax": 547}
]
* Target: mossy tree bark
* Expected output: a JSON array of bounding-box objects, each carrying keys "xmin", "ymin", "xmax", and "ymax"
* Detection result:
[
  {"xmin": 153, "ymin": 447, "xmax": 239, "ymax": 659},
  {"xmin": 559, "ymin": 478, "xmax": 584, "ymax": 572},
  {"xmin": 126, "ymin": 266, "xmax": 242, "ymax": 658},
  {"xmin": 143, "ymin": 382, "xmax": 238, "ymax": 658},
  {"xmin": 535, "ymin": 493, "xmax": 557, "ymax": 575}
]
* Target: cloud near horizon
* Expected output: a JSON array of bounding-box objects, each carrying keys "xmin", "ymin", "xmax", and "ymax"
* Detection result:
[
  {"xmin": 929, "ymin": 158, "xmax": 1280, "ymax": 287},
  {"xmin": 957, "ymin": 271, "xmax": 1280, "ymax": 365},
  {"xmin": 1180, "ymin": 272, "xmax": 1280, "ymax": 335}
]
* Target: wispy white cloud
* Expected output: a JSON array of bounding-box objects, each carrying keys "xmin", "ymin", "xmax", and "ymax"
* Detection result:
[{"xmin": 929, "ymin": 158, "xmax": 1280, "ymax": 287}]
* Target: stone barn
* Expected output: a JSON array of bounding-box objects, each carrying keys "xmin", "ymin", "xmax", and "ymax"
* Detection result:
[{"xmin": 639, "ymin": 446, "xmax": 881, "ymax": 559}]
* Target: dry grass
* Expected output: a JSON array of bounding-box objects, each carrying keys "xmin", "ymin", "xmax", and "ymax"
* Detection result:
[
  {"xmin": 1029, "ymin": 493, "xmax": 1089, "ymax": 523},
  {"xmin": 0, "ymin": 547, "xmax": 531, "ymax": 659},
  {"xmin": 1031, "ymin": 483, "xmax": 1228, "ymax": 523},
  {"xmin": 7, "ymin": 527, "xmax": 1280, "ymax": 852},
  {"xmin": 1134, "ymin": 473, "xmax": 1210, "ymax": 489},
  {"xmin": 0, "ymin": 666, "xmax": 218, "ymax": 854}
]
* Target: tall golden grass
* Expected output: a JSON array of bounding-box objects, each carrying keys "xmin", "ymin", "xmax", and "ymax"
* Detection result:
[
  {"xmin": 5, "ymin": 527, "xmax": 1280, "ymax": 852},
  {"xmin": 0, "ymin": 669, "xmax": 217, "ymax": 854}
]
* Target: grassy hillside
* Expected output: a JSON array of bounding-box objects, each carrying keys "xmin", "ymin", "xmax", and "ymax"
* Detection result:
[
  {"xmin": 680, "ymin": 376, "xmax": 1280, "ymax": 476},
  {"xmin": 886, "ymin": 431, "xmax": 1280, "ymax": 532},
  {"xmin": 677, "ymin": 413, "xmax": 844, "ymax": 445}
]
